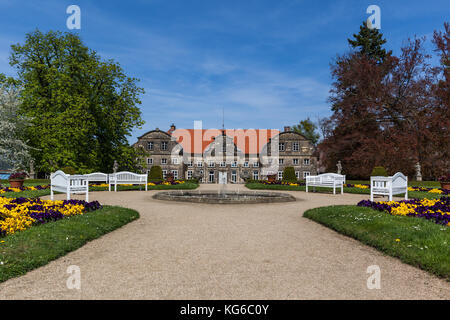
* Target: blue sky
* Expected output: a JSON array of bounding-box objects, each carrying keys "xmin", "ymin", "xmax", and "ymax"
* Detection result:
[{"xmin": 0, "ymin": 0, "xmax": 448, "ymax": 142}]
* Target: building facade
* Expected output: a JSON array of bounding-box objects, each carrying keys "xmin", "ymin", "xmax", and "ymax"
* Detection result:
[{"xmin": 134, "ymin": 124, "xmax": 317, "ymax": 183}]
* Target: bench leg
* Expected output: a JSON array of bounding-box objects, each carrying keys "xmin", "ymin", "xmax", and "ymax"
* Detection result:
[
  {"xmin": 115, "ymin": 183, "xmax": 117, "ymax": 192},
  {"xmin": 86, "ymin": 189, "xmax": 89, "ymax": 202},
  {"xmin": 333, "ymin": 186, "xmax": 336, "ymax": 195},
  {"xmin": 67, "ymin": 192, "xmax": 70, "ymax": 201},
  {"xmin": 306, "ymin": 185, "xmax": 308, "ymax": 192},
  {"xmin": 370, "ymin": 192, "xmax": 373, "ymax": 202},
  {"xmin": 405, "ymin": 190, "xmax": 408, "ymax": 200},
  {"xmin": 109, "ymin": 183, "xmax": 111, "ymax": 192},
  {"xmin": 145, "ymin": 183, "xmax": 148, "ymax": 191},
  {"xmin": 341, "ymin": 185, "xmax": 344, "ymax": 195}
]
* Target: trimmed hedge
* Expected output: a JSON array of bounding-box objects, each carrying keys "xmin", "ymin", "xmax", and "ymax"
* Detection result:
[
  {"xmin": 148, "ymin": 165, "xmax": 163, "ymax": 180},
  {"xmin": 282, "ymin": 166, "xmax": 297, "ymax": 182},
  {"xmin": 371, "ymin": 166, "xmax": 388, "ymax": 176}
]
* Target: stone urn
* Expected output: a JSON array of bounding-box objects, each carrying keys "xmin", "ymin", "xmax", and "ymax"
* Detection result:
[
  {"xmin": 9, "ymin": 179, "xmax": 24, "ymax": 188},
  {"xmin": 8, "ymin": 172, "xmax": 27, "ymax": 188},
  {"xmin": 440, "ymin": 181, "xmax": 450, "ymax": 191},
  {"xmin": 267, "ymin": 174, "xmax": 277, "ymax": 183},
  {"xmin": 439, "ymin": 173, "xmax": 450, "ymax": 190}
]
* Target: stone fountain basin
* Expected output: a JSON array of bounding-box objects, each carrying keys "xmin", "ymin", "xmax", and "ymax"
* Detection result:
[{"xmin": 152, "ymin": 190, "xmax": 296, "ymax": 204}]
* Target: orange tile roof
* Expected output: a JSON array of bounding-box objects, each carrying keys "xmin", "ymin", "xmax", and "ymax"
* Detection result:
[{"xmin": 170, "ymin": 129, "xmax": 280, "ymax": 155}]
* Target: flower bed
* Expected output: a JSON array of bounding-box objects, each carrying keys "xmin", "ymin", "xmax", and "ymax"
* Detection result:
[
  {"xmin": 357, "ymin": 197, "xmax": 450, "ymax": 226},
  {"xmin": 0, "ymin": 196, "xmax": 102, "ymax": 236},
  {"xmin": 408, "ymin": 186, "xmax": 450, "ymax": 195},
  {"xmin": 0, "ymin": 185, "xmax": 49, "ymax": 194}
]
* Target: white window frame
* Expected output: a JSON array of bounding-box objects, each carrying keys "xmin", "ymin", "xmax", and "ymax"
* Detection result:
[
  {"xmin": 197, "ymin": 161, "xmax": 203, "ymax": 167},
  {"xmin": 293, "ymin": 158, "xmax": 299, "ymax": 165},
  {"xmin": 279, "ymin": 143, "xmax": 285, "ymax": 151},
  {"xmin": 162, "ymin": 170, "xmax": 167, "ymax": 179},
  {"xmin": 147, "ymin": 158, "xmax": 153, "ymax": 165},
  {"xmin": 244, "ymin": 161, "xmax": 249, "ymax": 167},
  {"xmin": 209, "ymin": 171, "xmax": 215, "ymax": 182},
  {"xmin": 161, "ymin": 158, "xmax": 167, "ymax": 165},
  {"xmin": 279, "ymin": 159, "xmax": 284, "ymax": 165},
  {"xmin": 147, "ymin": 142, "xmax": 153, "ymax": 150},
  {"xmin": 303, "ymin": 158, "xmax": 310, "ymax": 165},
  {"xmin": 161, "ymin": 141, "xmax": 168, "ymax": 150},
  {"xmin": 231, "ymin": 161, "xmax": 237, "ymax": 168},
  {"xmin": 278, "ymin": 171, "xmax": 283, "ymax": 180},
  {"xmin": 292, "ymin": 142, "xmax": 299, "ymax": 152},
  {"xmin": 171, "ymin": 170, "xmax": 178, "ymax": 180},
  {"xmin": 220, "ymin": 161, "xmax": 226, "ymax": 167},
  {"xmin": 187, "ymin": 170, "xmax": 193, "ymax": 180},
  {"xmin": 303, "ymin": 171, "xmax": 311, "ymax": 179},
  {"xmin": 231, "ymin": 170, "xmax": 237, "ymax": 183},
  {"xmin": 253, "ymin": 170, "xmax": 259, "ymax": 180},
  {"xmin": 208, "ymin": 161, "xmax": 215, "ymax": 167},
  {"xmin": 295, "ymin": 171, "xmax": 300, "ymax": 179},
  {"xmin": 252, "ymin": 161, "xmax": 259, "ymax": 167},
  {"xmin": 172, "ymin": 158, "xmax": 179, "ymax": 165},
  {"xmin": 187, "ymin": 160, "xmax": 193, "ymax": 167}
]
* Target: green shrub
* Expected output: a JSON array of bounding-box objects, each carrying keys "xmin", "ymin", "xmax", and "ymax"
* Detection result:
[
  {"xmin": 61, "ymin": 166, "xmax": 76, "ymax": 175},
  {"xmin": 148, "ymin": 165, "xmax": 163, "ymax": 180},
  {"xmin": 282, "ymin": 167, "xmax": 297, "ymax": 182},
  {"xmin": 371, "ymin": 166, "xmax": 388, "ymax": 177}
]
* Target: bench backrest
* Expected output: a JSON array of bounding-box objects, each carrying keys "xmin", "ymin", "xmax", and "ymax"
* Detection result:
[
  {"xmin": 51, "ymin": 170, "xmax": 69, "ymax": 188},
  {"xmin": 51, "ymin": 171, "xmax": 87, "ymax": 190},
  {"xmin": 307, "ymin": 173, "xmax": 345, "ymax": 183},
  {"xmin": 371, "ymin": 172, "xmax": 407, "ymax": 189},
  {"xmin": 111, "ymin": 171, "xmax": 147, "ymax": 182},
  {"xmin": 392, "ymin": 172, "xmax": 407, "ymax": 188},
  {"xmin": 85, "ymin": 172, "xmax": 108, "ymax": 182}
]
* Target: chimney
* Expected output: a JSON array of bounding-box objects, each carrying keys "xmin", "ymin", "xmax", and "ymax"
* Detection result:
[
  {"xmin": 168, "ymin": 123, "xmax": 176, "ymax": 134},
  {"xmin": 284, "ymin": 126, "xmax": 291, "ymax": 132}
]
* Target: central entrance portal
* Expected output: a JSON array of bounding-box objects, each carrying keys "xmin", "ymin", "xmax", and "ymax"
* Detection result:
[{"xmin": 219, "ymin": 171, "xmax": 227, "ymax": 184}]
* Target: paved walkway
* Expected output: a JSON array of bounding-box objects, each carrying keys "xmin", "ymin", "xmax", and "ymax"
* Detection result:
[{"xmin": 0, "ymin": 184, "xmax": 448, "ymax": 299}]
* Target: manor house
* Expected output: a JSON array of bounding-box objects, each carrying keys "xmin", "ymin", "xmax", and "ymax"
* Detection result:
[{"xmin": 134, "ymin": 124, "xmax": 318, "ymax": 183}]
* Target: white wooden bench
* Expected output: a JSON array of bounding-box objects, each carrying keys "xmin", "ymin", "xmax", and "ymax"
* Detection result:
[
  {"xmin": 306, "ymin": 173, "xmax": 346, "ymax": 195},
  {"xmin": 370, "ymin": 172, "xmax": 408, "ymax": 201},
  {"xmin": 50, "ymin": 170, "xmax": 89, "ymax": 201},
  {"xmin": 84, "ymin": 172, "xmax": 109, "ymax": 184},
  {"xmin": 108, "ymin": 171, "xmax": 148, "ymax": 192}
]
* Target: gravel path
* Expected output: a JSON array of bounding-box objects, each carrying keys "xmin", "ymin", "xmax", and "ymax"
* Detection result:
[{"xmin": 0, "ymin": 185, "xmax": 448, "ymax": 299}]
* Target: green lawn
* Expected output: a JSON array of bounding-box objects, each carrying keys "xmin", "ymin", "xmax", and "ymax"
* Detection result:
[
  {"xmin": 0, "ymin": 205, "xmax": 139, "ymax": 283},
  {"xmin": 245, "ymin": 182, "xmax": 445, "ymax": 200},
  {"xmin": 304, "ymin": 205, "xmax": 450, "ymax": 280},
  {"xmin": 0, "ymin": 179, "xmax": 50, "ymax": 187}
]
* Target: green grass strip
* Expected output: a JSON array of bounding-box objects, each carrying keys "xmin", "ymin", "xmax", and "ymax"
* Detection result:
[
  {"xmin": 304, "ymin": 205, "xmax": 450, "ymax": 280},
  {"xmin": 0, "ymin": 205, "xmax": 139, "ymax": 283}
]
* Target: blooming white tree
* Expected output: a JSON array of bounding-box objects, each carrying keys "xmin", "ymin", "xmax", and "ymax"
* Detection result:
[{"xmin": 0, "ymin": 85, "xmax": 31, "ymax": 171}]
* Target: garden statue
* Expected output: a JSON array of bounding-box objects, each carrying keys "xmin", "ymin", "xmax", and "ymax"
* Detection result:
[
  {"xmin": 336, "ymin": 161, "xmax": 342, "ymax": 175},
  {"xmin": 113, "ymin": 160, "xmax": 118, "ymax": 174},
  {"xmin": 29, "ymin": 159, "xmax": 35, "ymax": 179},
  {"xmin": 415, "ymin": 162, "xmax": 422, "ymax": 181}
]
